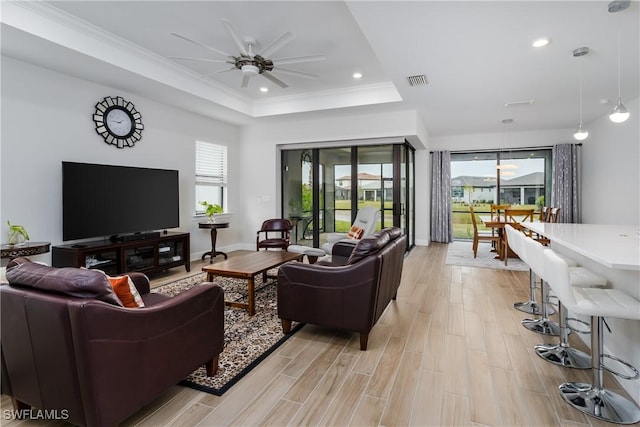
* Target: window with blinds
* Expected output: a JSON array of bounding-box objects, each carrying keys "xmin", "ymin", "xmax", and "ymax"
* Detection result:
[{"xmin": 195, "ymin": 141, "xmax": 227, "ymax": 214}]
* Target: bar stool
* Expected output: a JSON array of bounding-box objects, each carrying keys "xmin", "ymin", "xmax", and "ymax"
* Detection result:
[
  {"xmin": 544, "ymin": 249, "xmax": 640, "ymax": 424},
  {"xmin": 525, "ymin": 237, "xmax": 606, "ymax": 369},
  {"xmin": 506, "ymin": 226, "xmax": 545, "ymax": 315},
  {"xmin": 516, "ymin": 231, "xmax": 560, "ymax": 336}
]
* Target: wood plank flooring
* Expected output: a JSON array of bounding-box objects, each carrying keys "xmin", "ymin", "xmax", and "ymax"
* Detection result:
[{"xmin": 2, "ymin": 244, "xmax": 638, "ymax": 426}]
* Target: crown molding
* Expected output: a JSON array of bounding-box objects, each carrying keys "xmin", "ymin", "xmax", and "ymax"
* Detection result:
[{"xmin": 252, "ymin": 82, "xmax": 402, "ymax": 117}]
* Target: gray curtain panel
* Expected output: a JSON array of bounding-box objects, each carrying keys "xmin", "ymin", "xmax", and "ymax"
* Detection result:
[
  {"xmin": 551, "ymin": 144, "xmax": 579, "ymax": 223},
  {"xmin": 431, "ymin": 151, "xmax": 453, "ymax": 242}
]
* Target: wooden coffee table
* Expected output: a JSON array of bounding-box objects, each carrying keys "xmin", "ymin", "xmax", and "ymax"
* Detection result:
[{"xmin": 202, "ymin": 251, "xmax": 303, "ymax": 315}]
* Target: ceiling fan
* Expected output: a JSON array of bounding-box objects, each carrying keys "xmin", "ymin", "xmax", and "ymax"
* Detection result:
[{"xmin": 169, "ymin": 19, "xmax": 325, "ymax": 89}]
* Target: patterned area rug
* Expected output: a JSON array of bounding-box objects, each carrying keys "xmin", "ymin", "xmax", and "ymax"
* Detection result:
[
  {"xmin": 152, "ymin": 270, "xmax": 301, "ymax": 396},
  {"xmin": 445, "ymin": 241, "xmax": 528, "ymax": 271}
]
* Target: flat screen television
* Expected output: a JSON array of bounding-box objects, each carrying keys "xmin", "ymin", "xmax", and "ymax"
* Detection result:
[{"xmin": 62, "ymin": 162, "xmax": 179, "ymax": 241}]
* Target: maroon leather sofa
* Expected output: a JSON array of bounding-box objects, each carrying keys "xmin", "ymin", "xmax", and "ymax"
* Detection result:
[
  {"xmin": 277, "ymin": 227, "xmax": 406, "ymax": 350},
  {"xmin": 1, "ymin": 257, "xmax": 224, "ymax": 427}
]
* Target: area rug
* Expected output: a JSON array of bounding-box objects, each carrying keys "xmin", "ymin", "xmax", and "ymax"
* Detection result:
[
  {"xmin": 151, "ymin": 270, "xmax": 302, "ymax": 396},
  {"xmin": 445, "ymin": 241, "xmax": 528, "ymax": 271}
]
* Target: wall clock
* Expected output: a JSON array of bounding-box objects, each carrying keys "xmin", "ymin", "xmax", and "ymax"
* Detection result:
[{"xmin": 93, "ymin": 96, "xmax": 143, "ymax": 148}]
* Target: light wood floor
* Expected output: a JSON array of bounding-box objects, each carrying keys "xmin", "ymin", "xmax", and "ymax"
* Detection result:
[{"xmin": 2, "ymin": 244, "xmax": 639, "ymax": 426}]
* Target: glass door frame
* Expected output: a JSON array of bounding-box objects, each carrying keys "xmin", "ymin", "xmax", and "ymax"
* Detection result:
[{"xmin": 280, "ymin": 140, "xmax": 415, "ymax": 252}]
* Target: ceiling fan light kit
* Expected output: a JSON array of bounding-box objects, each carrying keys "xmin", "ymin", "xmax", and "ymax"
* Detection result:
[{"xmin": 170, "ymin": 18, "xmax": 325, "ymax": 90}]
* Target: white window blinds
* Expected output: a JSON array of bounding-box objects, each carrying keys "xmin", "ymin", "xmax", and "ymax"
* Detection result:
[{"xmin": 195, "ymin": 141, "xmax": 227, "ymax": 186}]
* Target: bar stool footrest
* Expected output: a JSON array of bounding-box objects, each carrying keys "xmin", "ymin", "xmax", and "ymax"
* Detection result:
[
  {"xmin": 566, "ymin": 317, "xmax": 590, "ymax": 334},
  {"xmin": 559, "ymin": 382, "xmax": 640, "ymax": 425},
  {"xmin": 602, "ymin": 354, "xmax": 640, "ymax": 380}
]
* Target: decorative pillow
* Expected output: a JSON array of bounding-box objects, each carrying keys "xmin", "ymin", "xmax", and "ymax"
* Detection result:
[
  {"xmin": 108, "ymin": 275, "xmax": 145, "ymax": 308},
  {"xmin": 347, "ymin": 225, "xmax": 364, "ymax": 240},
  {"xmin": 6, "ymin": 257, "xmax": 123, "ymax": 306}
]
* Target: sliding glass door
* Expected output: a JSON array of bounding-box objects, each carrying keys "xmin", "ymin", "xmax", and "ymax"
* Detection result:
[
  {"xmin": 450, "ymin": 149, "xmax": 551, "ymax": 239},
  {"xmin": 282, "ymin": 142, "xmax": 415, "ymax": 250}
]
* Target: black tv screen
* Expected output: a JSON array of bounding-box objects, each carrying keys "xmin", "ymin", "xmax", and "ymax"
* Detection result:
[{"xmin": 62, "ymin": 162, "xmax": 179, "ymax": 241}]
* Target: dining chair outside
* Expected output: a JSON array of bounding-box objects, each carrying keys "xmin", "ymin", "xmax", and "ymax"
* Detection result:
[{"xmin": 469, "ymin": 206, "xmax": 501, "ymax": 258}]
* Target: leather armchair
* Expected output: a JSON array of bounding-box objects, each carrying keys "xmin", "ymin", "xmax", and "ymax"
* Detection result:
[
  {"xmin": 1, "ymin": 258, "xmax": 224, "ymax": 427},
  {"xmin": 256, "ymin": 218, "xmax": 292, "ymax": 251},
  {"xmin": 277, "ymin": 228, "xmax": 406, "ymax": 350}
]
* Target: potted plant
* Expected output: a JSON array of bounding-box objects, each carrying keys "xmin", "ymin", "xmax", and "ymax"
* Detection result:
[
  {"xmin": 200, "ymin": 201, "xmax": 223, "ymax": 223},
  {"xmin": 7, "ymin": 221, "xmax": 29, "ymax": 246}
]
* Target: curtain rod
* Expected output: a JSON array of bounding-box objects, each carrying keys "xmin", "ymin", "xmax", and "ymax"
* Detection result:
[{"xmin": 430, "ymin": 143, "xmax": 582, "ymax": 154}]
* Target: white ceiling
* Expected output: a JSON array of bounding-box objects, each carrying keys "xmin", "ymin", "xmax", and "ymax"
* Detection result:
[{"xmin": 2, "ymin": 1, "xmax": 638, "ymax": 136}]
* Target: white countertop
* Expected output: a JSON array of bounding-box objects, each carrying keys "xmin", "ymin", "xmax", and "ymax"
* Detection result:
[{"xmin": 521, "ymin": 223, "xmax": 640, "ymax": 271}]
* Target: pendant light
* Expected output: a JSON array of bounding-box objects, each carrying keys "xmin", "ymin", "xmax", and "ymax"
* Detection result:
[
  {"xmin": 608, "ymin": 1, "xmax": 630, "ymax": 123},
  {"xmin": 573, "ymin": 47, "xmax": 589, "ymax": 141}
]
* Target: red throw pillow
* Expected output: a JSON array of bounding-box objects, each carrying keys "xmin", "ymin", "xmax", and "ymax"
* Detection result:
[
  {"xmin": 108, "ymin": 275, "xmax": 145, "ymax": 308},
  {"xmin": 347, "ymin": 225, "xmax": 364, "ymax": 239}
]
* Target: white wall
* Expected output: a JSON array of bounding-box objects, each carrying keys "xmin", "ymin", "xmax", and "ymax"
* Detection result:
[
  {"xmin": 430, "ymin": 128, "xmax": 573, "ymax": 151},
  {"xmin": 0, "ymin": 56, "xmax": 241, "ymax": 264},
  {"xmin": 237, "ymin": 109, "xmax": 429, "ymax": 247},
  {"xmin": 581, "ymin": 97, "xmax": 639, "ymax": 225}
]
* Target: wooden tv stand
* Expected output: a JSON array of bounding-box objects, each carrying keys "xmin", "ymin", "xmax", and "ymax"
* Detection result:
[{"xmin": 52, "ymin": 232, "xmax": 190, "ymax": 276}]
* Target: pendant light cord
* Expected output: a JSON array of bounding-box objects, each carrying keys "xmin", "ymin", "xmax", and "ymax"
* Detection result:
[
  {"xmin": 579, "ymin": 62, "xmax": 584, "ymax": 124},
  {"xmin": 617, "ymin": 29, "xmax": 622, "ymax": 98}
]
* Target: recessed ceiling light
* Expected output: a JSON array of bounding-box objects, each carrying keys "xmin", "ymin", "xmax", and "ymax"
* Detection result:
[
  {"xmin": 532, "ymin": 38, "xmax": 550, "ymax": 48},
  {"xmin": 259, "ymin": 87, "xmax": 269, "ymax": 93},
  {"xmin": 352, "ymin": 72, "xmax": 363, "ymax": 79}
]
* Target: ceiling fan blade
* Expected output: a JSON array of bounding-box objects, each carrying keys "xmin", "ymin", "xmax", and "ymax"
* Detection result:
[
  {"xmin": 168, "ymin": 56, "xmax": 229, "ymax": 64},
  {"xmin": 272, "ymin": 54, "xmax": 326, "ymax": 65},
  {"xmin": 240, "ymin": 74, "xmax": 251, "ymax": 88},
  {"xmin": 205, "ymin": 67, "xmax": 237, "ymax": 76},
  {"xmin": 259, "ymin": 32, "xmax": 294, "ymax": 59},
  {"xmin": 221, "ymin": 19, "xmax": 248, "ymax": 56},
  {"xmin": 272, "ymin": 67, "xmax": 319, "ymax": 80},
  {"xmin": 171, "ymin": 32, "xmax": 230, "ymax": 57},
  {"xmin": 261, "ymin": 71, "xmax": 288, "ymax": 89}
]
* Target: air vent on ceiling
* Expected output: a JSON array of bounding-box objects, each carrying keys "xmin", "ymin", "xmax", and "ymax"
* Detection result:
[
  {"xmin": 407, "ymin": 74, "xmax": 428, "ymax": 87},
  {"xmin": 504, "ymin": 99, "xmax": 535, "ymax": 107}
]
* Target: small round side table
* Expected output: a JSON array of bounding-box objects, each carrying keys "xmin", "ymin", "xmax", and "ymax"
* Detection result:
[
  {"xmin": 1, "ymin": 242, "xmax": 51, "ymax": 259},
  {"xmin": 198, "ymin": 222, "xmax": 229, "ymax": 263}
]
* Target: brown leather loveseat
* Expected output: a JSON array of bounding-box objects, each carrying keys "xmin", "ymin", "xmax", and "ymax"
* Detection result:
[
  {"xmin": 277, "ymin": 227, "xmax": 406, "ymax": 350},
  {"xmin": 1, "ymin": 257, "xmax": 224, "ymax": 427}
]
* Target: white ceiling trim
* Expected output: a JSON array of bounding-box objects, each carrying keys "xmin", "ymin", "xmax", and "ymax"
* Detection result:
[{"xmin": 252, "ymin": 82, "xmax": 402, "ymax": 117}]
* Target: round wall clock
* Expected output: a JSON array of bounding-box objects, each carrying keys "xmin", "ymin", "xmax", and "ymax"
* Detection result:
[{"xmin": 93, "ymin": 96, "xmax": 143, "ymax": 148}]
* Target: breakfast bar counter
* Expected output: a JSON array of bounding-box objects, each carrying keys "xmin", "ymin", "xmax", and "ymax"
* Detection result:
[
  {"xmin": 521, "ymin": 223, "xmax": 639, "ymax": 271},
  {"xmin": 521, "ymin": 222, "xmax": 640, "ymax": 404}
]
